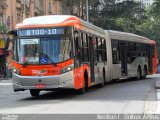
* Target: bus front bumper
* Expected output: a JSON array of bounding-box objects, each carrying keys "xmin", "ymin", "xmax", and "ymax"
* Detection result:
[{"xmin": 12, "ymin": 71, "xmax": 74, "ymax": 92}]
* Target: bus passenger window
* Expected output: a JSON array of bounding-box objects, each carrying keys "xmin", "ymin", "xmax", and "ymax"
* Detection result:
[
  {"xmin": 97, "ymin": 38, "xmax": 102, "ymax": 62},
  {"xmin": 82, "ymin": 33, "xmax": 89, "ymax": 61},
  {"xmin": 74, "ymin": 30, "xmax": 81, "ymax": 58},
  {"xmin": 92, "ymin": 37, "xmax": 97, "ymax": 61},
  {"xmin": 102, "ymin": 39, "xmax": 107, "ymax": 61},
  {"xmin": 112, "ymin": 40, "xmax": 119, "ymax": 64}
]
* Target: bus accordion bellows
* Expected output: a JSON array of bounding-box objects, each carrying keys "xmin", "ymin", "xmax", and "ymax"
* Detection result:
[{"xmin": 8, "ymin": 15, "xmax": 157, "ymax": 96}]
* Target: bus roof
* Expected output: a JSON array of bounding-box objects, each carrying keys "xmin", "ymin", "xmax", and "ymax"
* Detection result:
[
  {"xmin": 16, "ymin": 15, "xmax": 105, "ymax": 38},
  {"xmin": 106, "ymin": 30, "xmax": 151, "ymax": 44},
  {"xmin": 16, "ymin": 15, "xmax": 82, "ymax": 29},
  {"xmin": 150, "ymin": 40, "xmax": 156, "ymax": 44},
  {"xmin": 16, "ymin": 15, "xmax": 150, "ymax": 41}
]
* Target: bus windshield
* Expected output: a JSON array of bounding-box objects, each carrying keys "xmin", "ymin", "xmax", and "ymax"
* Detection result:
[{"xmin": 14, "ymin": 37, "xmax": 72, "ymax": 64}]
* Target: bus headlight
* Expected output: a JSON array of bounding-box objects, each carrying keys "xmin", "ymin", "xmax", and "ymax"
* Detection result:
[
  {"xmin": 12, "ymin": 67, "xmax": 21, "ymax": 75},
  {"xmin": 60, "ymin": 64, "xmax": 74, "ymax": 74}
]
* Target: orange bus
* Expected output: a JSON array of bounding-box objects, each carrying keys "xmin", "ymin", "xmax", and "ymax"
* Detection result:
[{"xmin": 8, "ymin": 15, "xmax": 154, "ymax": 96}]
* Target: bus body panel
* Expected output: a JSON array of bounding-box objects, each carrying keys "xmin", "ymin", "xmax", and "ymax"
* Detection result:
[
  {"xmin": 94, "ymin": 62, "xmax": 105, "ymax": 84},
  {"xmin": 74, "ymin": 64, "xmax": 91, "ymax": 89},
  {"xmin": 104, "ymin": 31, "xmax": 113, "ymax": 82},
  {"xmin": 112, "ymin": 64, "xmax": 121, "ymax": 79},
  {"xmin": 106, "ymin": 30, "xmax": 151, "ymax": 80},
  {"xmin": 13, "ymin": 70, "xmax": 74, "ymax": 92},
  {"xmin": 150, "ymin": 40, "xmax": 158, "ymax": 74},
  {"xmin": 127, "ymin": 57, "xmax": 148, "ymax": 77}
]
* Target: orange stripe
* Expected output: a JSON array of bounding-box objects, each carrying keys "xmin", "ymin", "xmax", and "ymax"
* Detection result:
[{"xmin": 12, "ymin": 59, "xmax": 74, "ymax": 76}]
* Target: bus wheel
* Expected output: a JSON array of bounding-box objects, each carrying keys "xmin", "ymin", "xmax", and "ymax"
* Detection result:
[
  {"xmin": 143, "ymin": 66, "xmax": 147, "ymax": 79},
  {"xmin": 30, "ymin": 90, "xmax": 40, "ymax": 97},
  {"xmin": 137, "ymin": 67, "xmax": 142, "ymax": 80}
]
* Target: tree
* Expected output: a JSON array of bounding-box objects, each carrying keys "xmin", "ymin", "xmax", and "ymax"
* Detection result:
[
  {"xmin": 89, "ymin": 0, "xmax": 146, "ymax": 33},
  {"xmin": 151, "ymin": 0, "xmax": 160, "ymax": 18},
  {"xmin": 62, "ymin": 0, "xmax": 98, "ymax": 20},
  {"xmin": 0, "ymin": 24, "xmax": 7, "ymax": 34},
  {"xmin": 61, "ymin": 0, "xmax": 160, "ymax": 56}
]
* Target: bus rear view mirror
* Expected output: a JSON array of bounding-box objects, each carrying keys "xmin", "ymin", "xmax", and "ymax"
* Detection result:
[{"xmin": 7, "ymin": 30, "xmax": 17, "ymax": 36}]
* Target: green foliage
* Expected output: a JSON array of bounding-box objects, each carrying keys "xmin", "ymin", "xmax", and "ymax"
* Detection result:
[
  {"xmin": 89, "ymin": 0, "xmax": 146, "ymax": 33},
  {"xmin": 136, "ymin": 0, "xmax": 160, "ymax": 56},
  {"xmin": 150, "ymin": 0, "xmax": 160, "ymax": 18},
  {"xmin": 0, "ymin": 24, "xmax": 7, "ymax": 34},
  {"xmin": 62, "ymin": 0, "xmax": 160, "ymax": 56}
]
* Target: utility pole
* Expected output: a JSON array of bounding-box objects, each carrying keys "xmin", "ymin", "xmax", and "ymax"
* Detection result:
[
  {"xmin": 45, "ymin": 0, "xmax": 49, "ymax": 15},
  {"xmin": 86, "ymin": 0, "xmax": 89, "ymax": 22}
]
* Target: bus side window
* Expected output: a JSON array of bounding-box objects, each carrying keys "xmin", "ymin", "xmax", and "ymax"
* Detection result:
[
  {"xmin": 112, "ymin": 40, "xmax": 119, "ymax": 64},
  {"xmin": 97, "ymin": 38, "xmax": 102, "ymax": 62},
  {"xmin": 142, "ymin": 44, "xmax": 147, "ymax": 57},
  {"xmin": 81, "ymin": 33, "xmax": 89, "ymax": 62},
  {"xmin": 93, "ymin": 37, "xmax": 97, "ymax": 62},
  {"xmin": 151, "ymin": 44, "xmax": 155, "ymax": 58},
  {"xmin": 74, "ymin": 30, "xmax": 81, "ymax": 58},
  {"xmin": 102, "ymin": 39, "xmax": 107, "ymax": 61},
  {"xmin": 136, "ymin": 43, "xmax": 141, "ymax": 56},
  {"xmin": 79, "ymin": 32, "xmax": 89, "ymax": 61}
]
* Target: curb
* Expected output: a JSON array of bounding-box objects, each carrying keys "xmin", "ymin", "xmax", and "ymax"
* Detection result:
[
  {"xmin": 0, "ymin": 78, "xmax": 12, "ymax": 82},
  {"xmin": 155, "ymin": 81, "xmax": 160, "ymax": 89},
  {"xmin": 0, "ymin": 78, "xmax": 7, "ymax": 81}
]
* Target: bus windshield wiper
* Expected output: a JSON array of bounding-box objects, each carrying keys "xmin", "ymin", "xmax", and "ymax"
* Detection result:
[{"xmin": 40, "ymin": 52, "xmax": 57, "ymax": 66}]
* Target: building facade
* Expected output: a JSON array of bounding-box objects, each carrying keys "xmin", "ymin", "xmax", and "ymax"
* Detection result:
[
  {"xmin": 0, "ymin": 0, "xmax": 62, "ymax": 78},
  {"xmin": 0, "ymin": 0, "xmax": 62, "ymax": 31}
]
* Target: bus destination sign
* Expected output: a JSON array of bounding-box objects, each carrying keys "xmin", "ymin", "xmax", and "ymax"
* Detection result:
[{"xmin": 18, "ymin": 28, "xmax": 65, "ymax": 37}]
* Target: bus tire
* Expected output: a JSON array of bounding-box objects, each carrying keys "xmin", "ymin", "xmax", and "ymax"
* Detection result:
[
  {"xmin": 30, "ymin": 89, "xmax": 40, "ymax": 97},
  {"xmin": 137, "ymin": 67, "xmax": 142, "ymax": 80},
  {"xmin": 143, "ymin": 66, "xmax": 147, "ymax": 79}
]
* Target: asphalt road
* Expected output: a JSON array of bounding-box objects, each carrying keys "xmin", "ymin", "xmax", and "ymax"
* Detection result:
[{"xmin": 0, "ymin": 76, "xmax": 157, "ymax": 114}]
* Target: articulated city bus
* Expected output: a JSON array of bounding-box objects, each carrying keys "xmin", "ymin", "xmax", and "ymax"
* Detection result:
[{"xmin": 9, "ymin": 15, "xmax": 155, "ymax": 96}]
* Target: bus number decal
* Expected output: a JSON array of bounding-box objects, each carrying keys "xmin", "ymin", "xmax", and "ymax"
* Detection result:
[
  {"xmin": 26, "ymin": 30, "xmax": 31, "ymax": 36},
  {"xmin": 18, "ymin": 28, "xmax": 64, "ymax": 36}
]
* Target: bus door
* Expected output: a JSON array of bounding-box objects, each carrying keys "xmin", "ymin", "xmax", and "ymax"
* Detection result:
[
  {"xmin": 120, "ymin": 42, "xmax": 127, "ymax": 76},
  {"xmin": 89, "ymin": 36, "xmax": 96, "ymax": 83}
]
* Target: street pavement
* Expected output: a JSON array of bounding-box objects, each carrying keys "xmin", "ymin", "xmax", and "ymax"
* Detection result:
[
  {"xmin": 155, "ymin": 74, "xmax": 160, "ymax": 113},
  {"xmin": 0, "ymin": 75, "xmax": 159, "ymax": 114}
]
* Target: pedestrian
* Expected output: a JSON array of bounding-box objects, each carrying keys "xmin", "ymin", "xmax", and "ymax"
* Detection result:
[{"xmin": 6, "ymin": 16, "xmax": 10, "ymax": 31}]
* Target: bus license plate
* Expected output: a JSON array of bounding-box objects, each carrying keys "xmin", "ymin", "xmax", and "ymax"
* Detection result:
[{"xmin": 35, "ymin": 84, "xmax": 46, "ymax": 89}]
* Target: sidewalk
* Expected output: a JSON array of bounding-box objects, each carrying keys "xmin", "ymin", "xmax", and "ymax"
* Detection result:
[
  {"xmin": 0, "ymin": 78, "xmax": 12, "ymax": 82},
  {"xmin": 154, "ymin": 74, "xmax": 160, "ymax": 113}
]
